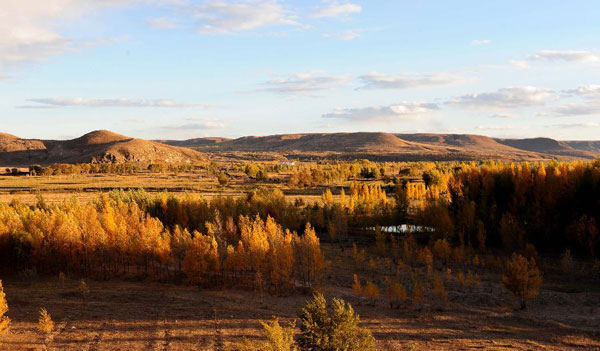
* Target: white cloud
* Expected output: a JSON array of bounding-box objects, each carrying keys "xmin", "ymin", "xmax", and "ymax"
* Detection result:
[
  {"xmin": 358, "ymin": 71, "xmax": 462, "ymax": 90},
  {"xmin": 322, "ymin": 102, "xmax": 439, "ymax": 121},
  {"xmin": 553, "ymin": 85, "xmax": 600, "ymax": 116},
  {"xmin": 167, "ymin": 119, "xmax": 227, "ymax": 130},
  {"xmin": 553, "ymin": 102, "xmax": 600, "ymax": 116},
  {"xmin": 448, "ymin": 86, "xmax": 554, "ymax": 109},
  {"xmin": 470, "ymin": 39, "xmax": 491, "ymax": 46},
  {"xmin": 322, "ymin": 30, "xmax": 360, "ymax": 41},
  {"xmin": 0, "ymin": 0, "xmax": 138, "ymax": 72},
  {"xmin": 509, "ymin": 60, "xmax": 529, "ymax": 69},
  {"xmin": 312, "ymin": 1, "xmax": 361, "ymax": 18},
  {"xmin": 551, "ymin": 122, "xmax": 600, "ymax": 129},
  {"xmin": 490, "ymin": 113, "xmax": 517, "ymax": 119},
  {"xmin": 146, "ymin": 16, "xmax": 179, "ymax": 29},
  {"xmin": 181, "ymin": 0, "xmax": 297, "ymax": 34},
  {"xmin": 254, "ymin": 71, "xmax": 349, "ymax": 95},
  {"xmin": 475, "ymin": 125, "xmax": 513, "ymax": 131},
  {"xmin": 528, "ymin": 50, "xmax": 600, "ymax": 63},
  {"xmin": 23, "ymin": 97, "xmax": 192, "ymax": 108},
  {"xmin": 564, "ymin": 85, "xmax": 600, "ymax": 98}
]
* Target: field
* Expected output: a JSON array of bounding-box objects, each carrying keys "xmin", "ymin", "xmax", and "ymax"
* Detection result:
[
  {"xmin": 2, "ymin": 243, "xmax": 599, "ymax": 351},
  {"xmin": 0, "ymin": 172, "xmax": 330, "ymax": 205}
]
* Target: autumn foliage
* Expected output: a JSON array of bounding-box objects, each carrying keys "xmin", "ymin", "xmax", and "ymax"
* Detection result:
[
  {"xmin": 501, "ymin": 253, "xmax": 542, "ymax": 309},
  {"xmin": 0, "ymin": 280, "xmax": 9, "ymax": 341},
  {"xmin": 0, "ymin": 192, "xmax": 324, "ymax": 294}
]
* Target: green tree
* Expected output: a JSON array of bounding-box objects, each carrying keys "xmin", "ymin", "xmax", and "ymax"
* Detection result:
[{"xmin": 297, "ymin": 293, "xmax": 375, "ymax": 351}]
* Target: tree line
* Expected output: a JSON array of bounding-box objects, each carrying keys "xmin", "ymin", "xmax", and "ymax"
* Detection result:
[{"xmin": 0, "ymin": 193, "xmax": 324, "ymax": 294}]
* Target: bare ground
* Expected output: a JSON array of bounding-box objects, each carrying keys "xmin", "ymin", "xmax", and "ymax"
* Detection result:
[{"xmin": 1, "ymin": 245, "xmax": 599, "ymax": 351}]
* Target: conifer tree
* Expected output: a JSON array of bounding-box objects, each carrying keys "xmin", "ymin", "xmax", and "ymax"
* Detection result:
[{"xmin": 37, "ymin": 308, "xmax": 54, "ymax": 335}]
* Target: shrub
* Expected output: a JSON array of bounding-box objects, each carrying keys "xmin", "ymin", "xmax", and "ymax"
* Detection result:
[
  {"xmin": 218, "ymin": 171, "xmax": 228, "ymax": 186},
  {"xmin": 237, "ymin": 318, "xmax": 297, "ymax": 351},
  {"xmin": 297, "ymin": 293, "xmax": 376, "ymax": 351},
  {"xmin": 501, "ymin": 253, "xmax": 542, "ymax": 309},
  {"xmin": 37, "ymin": 308, "xmax": 54, "ymax": 335}
]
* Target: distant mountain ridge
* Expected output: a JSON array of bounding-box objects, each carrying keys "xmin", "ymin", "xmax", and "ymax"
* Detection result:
[
  {"xmin": 2, "ymin": 130, "xmax": 598, "ymax": 166},
  {"xmin": 0, "ymin": 130, "xmax": 205, "ymax": 166},
  {"xmin": 161, "ymin": 132, "xmax": 600, "ymax": 161}
]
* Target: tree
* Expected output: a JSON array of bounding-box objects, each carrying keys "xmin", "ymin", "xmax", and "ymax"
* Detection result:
[
  {"xmin": 363, "ymin": 281, "xmax": 379, "ymax": 305},
  {"xmin": 0, "ymin": 280, "xmax": 10, "ymax": 341},
  {"xmin": 433, "ymin": 239, "xmax": 451, "ymax": 264},
  {"xmin": 352, "ymin": 274, "xmax": 362, "ymax": 298},
  {"xmin": 294, "ymin": 224, "xmax": 324, "ymax": 288},
  {"xmin": 432, "ymin": 272, "xmax": 448, "ymax": 304},
  {"xmin": 218, "ymin": 171, "xmax": 228, "ymax": 186},
  {"xmin": 37, "ymin": 308, "xmax": 54, "ymax": 335},
  {"xmin": 237, "ymin": 319, "xmax": 297, "ymax": 351},
  {"xmin": 386, "ymin": 279, "xmax": 406, "ymax": 309},
  {"xmin": 501, "ymin": 253, "xmax": 542, "ymax": 309},
  {"xmin": 297, "ymin": 293, "xmax": 376, "ymax": 351}
]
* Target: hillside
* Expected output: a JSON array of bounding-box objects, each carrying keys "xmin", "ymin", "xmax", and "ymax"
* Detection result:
[
  {"xmin": 161, "ymin": 132, "xmax": 600, "ymax": 161},
  {"xmin": 157, "ymin": 137, "xmax": 232, "ymax": 148},
  {"xmin": 495, "ymin": 138, "xmax": 597, "ymax": 159},
  {"xmin": 162, "ymin": 132, "xmax": 543, "ymax": 161},
  {"xmin": 0, "ymin": 130, "xmax": 205, "ymax": 166}
]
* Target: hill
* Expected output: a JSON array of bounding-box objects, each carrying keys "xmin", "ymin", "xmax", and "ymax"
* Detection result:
[
  {"xmin": 158, "ymin": 137, "xmax": 231, "ymax": 148},
  {"xmin": 495, "ymin": 137, "xmax": 597, "ymax": 159},
  {"xmin": 0, "ymin": 130, "xmax": 205, "ymax": 166},
  {"xmin": 162, "ymin": 132, "xmax": 600, "ymax": 161}
]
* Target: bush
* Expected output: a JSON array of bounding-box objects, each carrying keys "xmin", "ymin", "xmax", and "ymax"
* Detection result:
[
  {"xmin": 501, "ymin": 253, "xmax": 542, "ymax": 309},
  {"xmin": 37, "ymin": 308, "xmax": 54, "ymax": 335},
  {"xmin": 237, "ymin": 318, "xmax": 297, "ymax": 351},
  {"xmin": 297, "ymin": 293, "xmax": 375, "ymax": 351}
]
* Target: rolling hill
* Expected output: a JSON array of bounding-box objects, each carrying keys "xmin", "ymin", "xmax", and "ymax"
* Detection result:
[
  {"xmin": 0, "ymin": 130, "xmax": 206, "ymax": 166},
  {"xmin": 161, "ymin": 132, "xmax": 600, "ymax": 161}
]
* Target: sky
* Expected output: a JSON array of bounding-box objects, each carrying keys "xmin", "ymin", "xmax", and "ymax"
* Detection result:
[{"xmin": 1, "ymin": 0, "xmax": 600, "ymax": 141}]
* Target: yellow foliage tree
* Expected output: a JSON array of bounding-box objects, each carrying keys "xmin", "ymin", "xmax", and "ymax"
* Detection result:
[
  {"xmin": 0, "ymin": 280, "xmax": 10, "ymax": 341},
  {"xmin": 37, "ymin": 308, "xmax": 54, "ymax": 335},
  {"xmin": 412, "ymin": 280, "xmax": 424, "ymax": 304},
  {"xmin": 363, "ymin": 281, "xmax": 380, "ymax": 303},
  {"xmin": 432, "ymin": 272, "xmax": 448, "ymax": 304},
  {"xmin": 352, "ymin": 274, "xmax": 362, "ymax": 297},
  {"xmin": 501, "ymin": 253, "xmax": 542, "ymax": 309},
  {"xmin": 386, "ymin": 279, "xmax": 407, "ymax": 309}
]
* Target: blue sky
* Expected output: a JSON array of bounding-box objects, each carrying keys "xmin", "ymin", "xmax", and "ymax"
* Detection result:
[{"xmin": 1, "ymin": 0, "xmax": 599, "ymax": 140}]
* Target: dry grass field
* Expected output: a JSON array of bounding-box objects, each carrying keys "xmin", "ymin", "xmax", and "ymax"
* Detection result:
[
  {"xmin": 2, "ymin": 244, "xmax": 599, "ymax": 351},
  {"xmin": 0, "ymin": 173, "xmax": 343, "ymax": 205}
]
